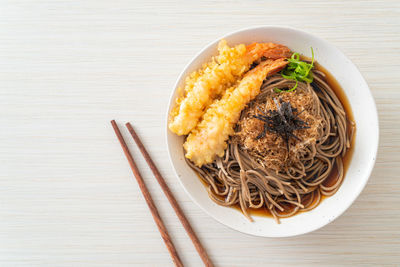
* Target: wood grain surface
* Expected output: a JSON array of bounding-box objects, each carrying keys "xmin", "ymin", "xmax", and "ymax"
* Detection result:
[{"xmin": 0, "ymin": 0, "xmax": 399, "ymax": 266}]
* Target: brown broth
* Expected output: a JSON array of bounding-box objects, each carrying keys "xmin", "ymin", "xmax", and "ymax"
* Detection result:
[
  {"xmin": 314, "ymin": 61, "xmax": 356, "ymax": 173},
  {"xmin": 195, "ymin": 60, "xmax": 356, "ymax": 220}
]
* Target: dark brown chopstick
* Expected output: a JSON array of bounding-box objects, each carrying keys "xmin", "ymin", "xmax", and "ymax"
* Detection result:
[
  {"xmin": 111, "ymin": 120, "xmax": 183, "ymax": 267},
  {"xmin": 125, "ymin": 122, "xmax": 214, "ymax": 267}
]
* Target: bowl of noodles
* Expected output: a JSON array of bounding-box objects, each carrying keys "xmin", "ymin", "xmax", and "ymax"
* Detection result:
[{"xmin": 166, "ymin": 26, "xmax": 378, "ymax": 237}]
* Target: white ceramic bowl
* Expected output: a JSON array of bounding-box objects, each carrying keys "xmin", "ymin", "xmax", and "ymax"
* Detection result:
[{"xmin": 166, "ymin": 26, "xmax": 378, "ymax": 237}]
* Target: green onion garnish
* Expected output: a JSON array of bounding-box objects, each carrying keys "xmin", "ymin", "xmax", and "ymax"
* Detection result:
[{"xmin": 274, "ymin": 47, "xmax": 314, "ymax": 93}]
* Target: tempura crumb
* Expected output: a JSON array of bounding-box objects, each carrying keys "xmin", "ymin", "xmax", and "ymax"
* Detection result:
[{"xmin": 236, "ymin": 85, "xmax": 323, "ymax": 172}]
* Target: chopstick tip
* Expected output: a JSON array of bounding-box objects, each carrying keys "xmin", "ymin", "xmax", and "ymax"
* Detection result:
[{"xmin": 125, "ymin": 122, "xmax": 134, "ymax": 132}]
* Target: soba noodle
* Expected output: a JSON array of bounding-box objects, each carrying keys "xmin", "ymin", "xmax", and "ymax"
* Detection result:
[{"xmin": 186, "ymin": 70, "xmax": 354, "ymax": 223}]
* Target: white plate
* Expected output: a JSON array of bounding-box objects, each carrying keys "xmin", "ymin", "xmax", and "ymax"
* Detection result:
[{"xmin": 165, "ymin": 26, "xmax": 379, "ymax": 237}]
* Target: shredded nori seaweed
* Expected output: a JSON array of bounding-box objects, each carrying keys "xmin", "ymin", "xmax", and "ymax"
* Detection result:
[{"xmin": 253, "ymin": 98, "xmax": 310, "ymax": 150}]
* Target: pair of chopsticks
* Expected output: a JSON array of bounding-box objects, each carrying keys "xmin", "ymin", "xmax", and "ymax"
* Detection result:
[{"xmin": 111, "ymin": 120, "xmax": 214, "ymax": 267}]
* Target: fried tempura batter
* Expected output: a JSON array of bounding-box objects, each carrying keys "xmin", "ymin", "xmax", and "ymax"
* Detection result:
[
  {"xmin": 184, "ymin": 59, "xmax": 289, "ymax": 166},
  {"xmin": 168, "ymin": 40, "xmax": 291, "ymax": 136}
]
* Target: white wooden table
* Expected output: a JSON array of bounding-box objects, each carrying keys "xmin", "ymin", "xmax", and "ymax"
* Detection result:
[{"xmin": 1, "ymin": 1, "xmax": 399, "ymax": 266}]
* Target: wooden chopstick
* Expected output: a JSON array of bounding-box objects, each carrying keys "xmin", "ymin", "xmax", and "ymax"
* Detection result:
[
  {"xmin": 111, "ymin": 120, "xmax": 183, "ymax": 267},
  {"xmin": 125, "ymin": 122, "xmax": 214, "ymax": 267}
]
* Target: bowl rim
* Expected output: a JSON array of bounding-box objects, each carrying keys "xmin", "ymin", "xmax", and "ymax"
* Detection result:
[{"xmin": 165, "ymin": 25, "xmax": 379, "ymax": 237}]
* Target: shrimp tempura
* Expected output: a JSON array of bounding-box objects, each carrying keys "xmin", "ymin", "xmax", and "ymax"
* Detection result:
[
  {"xmin": 184, "ymin": 59, "xmax": 289, "ymax": 166},
  {"xmin": 169, "ymin": 40, "xmax": 290, "ymax": 136}
]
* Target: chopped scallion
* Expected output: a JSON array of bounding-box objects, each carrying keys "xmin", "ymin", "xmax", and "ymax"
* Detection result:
[{"xmin": 274, "ymin": 47, "xmax": 314, "ymax": 93}]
